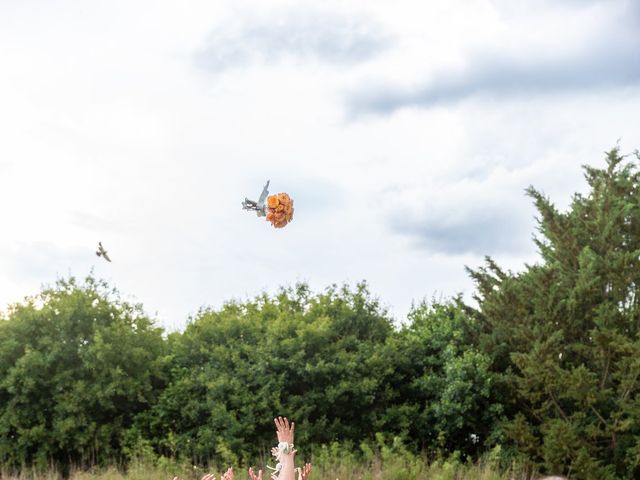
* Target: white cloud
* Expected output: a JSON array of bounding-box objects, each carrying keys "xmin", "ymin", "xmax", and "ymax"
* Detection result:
[
  {"xmin": 0, "ymin": 0, "xmax": 638, "ymax": 329},
  {"xmin": 195, "ymin": 7, "xmax": 392, "ymax": 72},
  {"xmin": 346, "ymin": 0, "xmax": 640, "ymax": 115}
]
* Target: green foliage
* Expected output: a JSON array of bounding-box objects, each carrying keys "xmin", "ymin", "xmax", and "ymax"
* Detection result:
[
  {"xmin": 143, "ymin": 282, "xmax": 396, "ymax": 464},
  {"xmin": 0, "ymin": 276, "xmax": 167, "ymax": 472},
  {"xmin": 1, "ymin": 449, "xmax": 529, "ymax": 480},
  {"xmin": 391, "ymin": 300, "xmax": 503, "ymax": 456},
  {"xmin": 469, "ymin": 148, "xmax": 640, "ymax": 478},
  {"xmin": 308, "ymin": 436, "xmax": 518, "ymax": 480}
]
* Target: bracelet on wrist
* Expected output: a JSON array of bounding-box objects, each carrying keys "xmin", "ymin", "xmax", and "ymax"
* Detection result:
[{"xmin": 278, "ymin": 441, "xmax": 293, "ymax": 454}]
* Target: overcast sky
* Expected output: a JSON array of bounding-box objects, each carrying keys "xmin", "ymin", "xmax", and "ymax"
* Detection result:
[{"xmin": 1, "ymin": 0, "xmax": 639, "ymax": 330}]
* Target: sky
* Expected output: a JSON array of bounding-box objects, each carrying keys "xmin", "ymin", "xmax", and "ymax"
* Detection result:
[{"xmin": 1, "ymin": 0, "xmax": 639, "ymax": 331}]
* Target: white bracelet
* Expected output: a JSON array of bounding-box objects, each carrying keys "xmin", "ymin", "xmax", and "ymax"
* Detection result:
[{"xmin": 278, "ymin": 441, "xmax": 293, "ymax": 454}]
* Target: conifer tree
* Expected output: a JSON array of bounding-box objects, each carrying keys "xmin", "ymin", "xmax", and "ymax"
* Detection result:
[{"xmin": 468, "ymin": 148, "xmax": 640, "ymax": 478}]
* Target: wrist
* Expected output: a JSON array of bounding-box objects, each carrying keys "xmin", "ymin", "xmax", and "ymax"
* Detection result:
[
  {"xmin": 281, "ymin": 452, "xmax": 296, "ymax": 462},
  {"xmin": 278, "ymin": 441, "xmax": 293, "ymax": 453}
]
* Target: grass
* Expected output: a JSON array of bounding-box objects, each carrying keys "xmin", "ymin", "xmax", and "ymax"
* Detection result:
[
  {"xmin": 0, "ymin": 455, "xmax": 537, "ymax": 480},
  {"xmin": 0, "ymin": 440, "xmax": 541, "ymax": 480},
  {"xmin": 0, "ymin": 463, "xmax": 526, "ymax": 480}
]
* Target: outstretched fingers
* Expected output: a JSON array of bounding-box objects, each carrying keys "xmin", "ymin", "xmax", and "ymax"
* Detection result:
[
  {"xmin": 248, "ymin": 467, "xmax": 262, "ymax": 480},
  {"xmin": 274, "ymin": 416, "xmax": 295, "ymax": 444},
  {"xmin": 298, "ymin": 463, "xmax": 312, "ymax": 480},
  {"xmin": 220, "ymin": 468, "xmax": 234, "ymax": 480},
  {"xmin": 274, "ymin": 416, "xmax": 286, "ymax": 434}
]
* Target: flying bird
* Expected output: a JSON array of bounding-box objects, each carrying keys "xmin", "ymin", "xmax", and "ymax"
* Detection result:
[{"xmin": 96, "ymin": 242, "xmax": 112, "ymax": 262}]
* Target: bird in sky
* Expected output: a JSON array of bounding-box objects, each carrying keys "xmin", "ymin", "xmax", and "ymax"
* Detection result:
[{"xmin": 96, "ymin": 241, "xmax": 112, "ymax": 262}]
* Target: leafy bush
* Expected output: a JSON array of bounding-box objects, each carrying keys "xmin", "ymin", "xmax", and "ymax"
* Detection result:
[{"xmin": 0, "ymin": 276, "xmax": 166, "ymax": 472}]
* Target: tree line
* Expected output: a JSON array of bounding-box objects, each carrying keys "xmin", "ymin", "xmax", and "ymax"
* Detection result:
[{"xmin": 1, "ymin": 148, "xmax": 639, "ymax": 479}]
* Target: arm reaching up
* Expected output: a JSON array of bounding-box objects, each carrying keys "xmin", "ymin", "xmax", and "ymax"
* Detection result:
[
  {"xmin": 268, "ymin": 417, "xmax": 311, "ymax": 480},
  {"xmin": 267, "ymin": 417, "xmax": 296, "ymax": 480}
]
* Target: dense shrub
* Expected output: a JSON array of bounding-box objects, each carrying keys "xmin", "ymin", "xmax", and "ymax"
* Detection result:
[{"xmin": 0, "ymin": 277, "xmax": 166, "ymax": 472}]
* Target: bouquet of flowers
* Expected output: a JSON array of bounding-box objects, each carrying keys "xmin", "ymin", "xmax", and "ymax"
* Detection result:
[{"xmin": 266, "ymin": 193, "xmax": 294, "ymax": 228}]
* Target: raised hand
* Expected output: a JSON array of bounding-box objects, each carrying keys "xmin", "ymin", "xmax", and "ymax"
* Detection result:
[
  {"xmin": 296, "ymin": 463, "xmax": 312, "ymax": 480},
  {"xmin": 220, "ymin": 468, "xmax": 233, "ymax": 480},
  {"xmin": 248, "ymin": 467, "xmax": 262, "ymax": 480},
  {"xmin": 274, "ymin": 417, "xmax": 295, "ymax": 446}
]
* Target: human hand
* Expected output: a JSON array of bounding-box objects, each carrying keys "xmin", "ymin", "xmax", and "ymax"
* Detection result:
[
  {"xmin": 248, "ymin": 467, "xmax": 262, "ymax": 480},
  {"xmin": 296, "ymin": 463, "xmax": 312, "ymax": 480},
  {"xmin": 274, "ymin": 417, "xmax": 295, "ymax": 445},
  {"xmin": 220, "ymin": 468, "xmax": 233, "ymax": 480}
]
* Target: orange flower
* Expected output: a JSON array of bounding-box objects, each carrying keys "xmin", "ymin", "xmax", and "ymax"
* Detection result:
[
  {"xmin": 266, "ymin": 193, "xmax": 294, "ymax": 228},
  {"xmin": 267, "ymin": 196, "xmax": 280, "ymax": 209}
]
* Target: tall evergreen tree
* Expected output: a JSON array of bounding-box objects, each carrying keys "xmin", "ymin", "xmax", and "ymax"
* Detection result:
[{"xmin": 468, "ymin": 148, "xmax": 640, "ymax": 478}]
